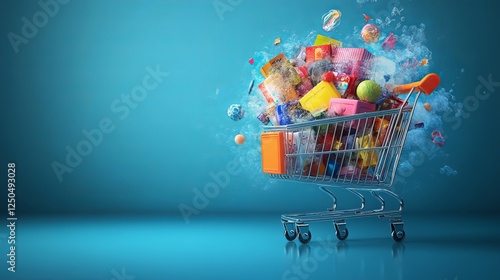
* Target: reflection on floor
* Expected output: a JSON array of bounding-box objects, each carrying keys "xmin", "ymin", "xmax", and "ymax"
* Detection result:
[{"xmin": 0, "ymin": 214, "xmax": 499, "ymax": 280}]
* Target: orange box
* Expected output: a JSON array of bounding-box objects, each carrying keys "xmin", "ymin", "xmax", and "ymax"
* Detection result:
[{"xmin": 261, "ymin": 132, "xmax": 286, "ymax": 174}]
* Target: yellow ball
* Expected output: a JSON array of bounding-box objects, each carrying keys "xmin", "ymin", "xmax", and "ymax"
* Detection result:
[{"xmin": 235, "ymin": 134, "xmax": 245, "ymax": 145}]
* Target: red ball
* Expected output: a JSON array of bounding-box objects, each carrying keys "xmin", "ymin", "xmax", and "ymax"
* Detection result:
[{"xmin": 322, "ymin": 71, "xmax": 336, "ymax": 83}]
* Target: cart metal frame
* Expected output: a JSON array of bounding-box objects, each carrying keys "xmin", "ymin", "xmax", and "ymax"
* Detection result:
[{"xmin": 262, "ymin": 74, "xmax": 440, "ymax": 243}]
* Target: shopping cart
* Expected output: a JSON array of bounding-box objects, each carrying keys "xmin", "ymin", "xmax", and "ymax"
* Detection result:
[{"xmin": 260, "ymin": 74, "xmax": 440, "ymax": 243}]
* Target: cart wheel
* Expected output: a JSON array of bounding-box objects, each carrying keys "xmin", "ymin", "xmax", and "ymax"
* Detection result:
[
  {"xmin": 335, "ymin": 228, "xmax": 349, "ymax": 241},
  {"xmin": 298, "ymin": 231, "xmax": 312, "ymax": 244},
  {"xmin": 284, "ymin": 229, "xmax": 297, "ymax": 241},
  {"xmin": 391, "ymin": 230, "xmax": 405, "ymax": 242}
]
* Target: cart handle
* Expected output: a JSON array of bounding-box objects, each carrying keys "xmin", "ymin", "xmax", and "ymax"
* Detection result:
[{"xmin": 391, "ymin": 73, "xmax": 440, "ymax": 95}]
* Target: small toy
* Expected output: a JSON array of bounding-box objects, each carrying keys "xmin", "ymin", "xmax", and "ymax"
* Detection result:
[
  {"xmin": 274, "ymin": 38, "xmax": 281, "ymax": 46},
  {"xmin": 227, "ymin": 104, "xmax": 245, "ymax": 121},
  {"xmin": 431, "ymin": 130, "xmax": 445, "ymax": 147},
  {"xmin": 382, "ymin": 33, "xmax": 396, "ymax": 50},
  {"xmin": 424, "ymin": 102, "xmax": 432, "ymax": 112},
  {"xmin": 235, "ymin": 134, "xmax": 245, "ymax": 145},
  {"xmin": 248, "ymin": 58, "xmax": 254, "ymax": 65}
]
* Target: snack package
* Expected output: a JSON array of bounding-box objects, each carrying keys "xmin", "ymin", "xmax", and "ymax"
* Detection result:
[
  {"xmin": 285, "ymin": 128, "xmax": 317, "ymax": 175},
  {"xmin": 295, "ymin": 66, "xmax": 313, "ymax": 97},
  {"xmin": 263, "ymin": 73, "xmax": 299, "ymax": 104},
  {"xmin": 261, "ymin": 53, "xmax": 302, "ymax": 86}
]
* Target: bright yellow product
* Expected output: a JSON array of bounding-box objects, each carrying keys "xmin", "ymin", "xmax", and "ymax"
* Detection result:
[
  {"xmin": 261, "ymin": 132, "xmax": 285, "ymax": 174},
  {"xmin": 314, "ymin": 34, "xmax": 342, "ymax": 48},
  {"xmin": 299, "ymin": 81, "xmax": 341, "ymax": 114},
  {"xmin": 355, "ymin": 135, "xmax": 378, "ymax": 168}
]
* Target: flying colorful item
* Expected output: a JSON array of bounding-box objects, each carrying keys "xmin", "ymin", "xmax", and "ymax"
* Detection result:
[
  {"xmin": 227, "ymin": 104, "xmax": 245, "ymax": 121},
  {"xmin": 322, "ymin": 10, "xmax": 342, "ymax": 32},
  {"xmin": 361, "ymin": 24, "xmax": 380, "ymax": 44},
  {"xmin": 382, "ymin": 33, "xmax": 396, "ymax": 50}
]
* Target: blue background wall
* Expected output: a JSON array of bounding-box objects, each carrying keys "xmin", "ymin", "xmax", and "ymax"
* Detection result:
[{"xmin": 1, "ymin": 0, "xmax": 499, "ymax": 220}]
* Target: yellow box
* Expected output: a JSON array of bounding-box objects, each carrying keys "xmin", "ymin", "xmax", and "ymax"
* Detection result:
[
  {"xmin": 299, "ymin": 81, "xmax": 341, "ymax": 114},
  {"xmin": 261, "ymin": 132, "xmax": 285, "ymax": 174},
  {"xmin": 314, "ymin": 34, "xmax": 342, "ymax": 48}
]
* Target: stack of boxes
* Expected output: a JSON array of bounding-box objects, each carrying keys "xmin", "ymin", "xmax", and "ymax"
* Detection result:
[{"xmin": 258, "ymin": 34, "xmax": 403, "ymax": 176}]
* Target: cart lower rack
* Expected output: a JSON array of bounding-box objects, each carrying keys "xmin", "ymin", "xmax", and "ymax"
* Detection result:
[{"xmin": 260, "ymin": 74, "xmax": 440, "ymax": 243}]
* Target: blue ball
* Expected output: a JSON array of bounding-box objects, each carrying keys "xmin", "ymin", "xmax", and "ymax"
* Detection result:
[{"xmin": 227, "ymin": 104, "xmax": 245, "ymax": 121}]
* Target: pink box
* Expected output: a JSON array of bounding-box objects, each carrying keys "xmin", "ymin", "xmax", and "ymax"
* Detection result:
[
  {"xmin": 327, "ymin": 98, "xmax": 376, "ymax": 130},
  {"xmin": 331, "ymin": 48, "xmax": 374, "ymax": 80}
]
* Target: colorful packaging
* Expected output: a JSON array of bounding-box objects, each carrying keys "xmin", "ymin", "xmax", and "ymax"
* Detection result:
[
  {"xmin": 266, "ymin": 104, "xmax": 279, "ymax": 126},
  {"xmin": 261, "ymin": 53, "xmax": 302, "ymax": 86},
  {"xmin": 299, "ymin": 81, "xmax": 341, "ymax": 115},
  {"xmin": 258, "ymin": 82, "xmax": 275, "ymax": 104},
  {"xmin": 314, "ymin": 34, "xmax": 343, "ymax": 48},
  {"xmin": 331, "ymin": 48, "xmax": 374, "ymax": 80},
  {"xmin": 275, "ymin": 101, "xmax": 313, "ymax": 125},
  {"xmin": 327, "ymin": 98, "xmax": 376, "ymax": 130},
  {"xmin": 263, "ymin": 73, "xmax": 299, "ymax": 104},
  {"xmin": 302, "ymin": 155, "xmax": 326, "ymax": 176},
  {"xmin": 295, "ymin": 66, "xmax": 313, "ymax": 97},
  {"xmin": 308, "ymin": 59, "xmax": 335, "ymax": 86},
  {"xmin": 306, "ymin": 44, "xmax": 332, "ymax": 63},
  {"xmin": 285, "ymin": 128, "xmax": 317, "ymax": 175},
  {"xmin": 377, "ymin": 95, "xmax": 407, "ymax": 111},
  {"xmin": 373, "ymin": 117, "xmax": 390, "ymax": 146},
  {"xmin": 334, "ymin": 73, "xmax": 357, "ymax": 99}
]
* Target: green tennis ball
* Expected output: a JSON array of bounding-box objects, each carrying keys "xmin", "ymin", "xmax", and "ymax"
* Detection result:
[{"xmin": 356, "ymin": 80, "xmax": 382, "ymax": 103}]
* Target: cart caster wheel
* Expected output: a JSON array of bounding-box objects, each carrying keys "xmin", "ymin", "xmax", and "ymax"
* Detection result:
[
  {"xmin": 392, "ymin": 230, "xmax": 405, "ymax": 242},
  {"xmin": 298, "ymin": 231, "xmax": 312, "ymax": 244},
  {"xmin": 335, "ymin": 228, "xmax": 349, "ymax": 241},
  {"xmin": 334, "ymin": 222, "xmax": 348, "ymax": 241},
  {"xmin": 284, "ymin": 229, "xmax": 297, "ymax": 241}
]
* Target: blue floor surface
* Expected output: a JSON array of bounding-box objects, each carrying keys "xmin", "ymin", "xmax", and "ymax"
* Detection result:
[{"xmin": 1, "ymin": 214, "xmax": 499, "ymax": 279}]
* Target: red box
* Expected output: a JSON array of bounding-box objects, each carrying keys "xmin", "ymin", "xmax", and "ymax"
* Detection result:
[
  {"xmin": 306, "ymin": 44, "xmax": 332, "ymax": 63},
  {"xmin": 327, "ymin": 98, "xmax": 376, "ymax": 130},
  {"xmin": 331, "ymin": 48, "xmax": 374, "ymax": 80}
]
